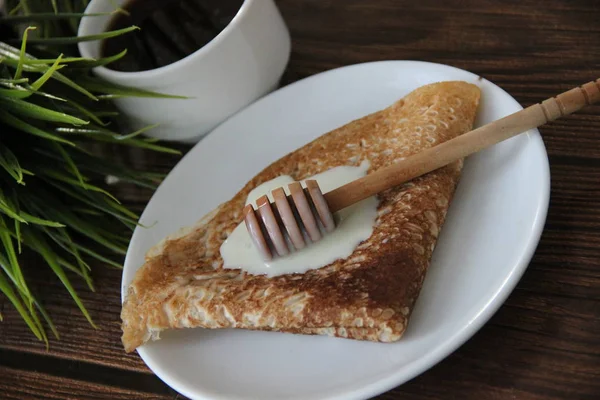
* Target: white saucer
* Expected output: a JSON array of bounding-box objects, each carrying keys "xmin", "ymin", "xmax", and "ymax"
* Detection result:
[{"xmin": 122, "ymin": 61, "xmax": 550, "ymax": 400}]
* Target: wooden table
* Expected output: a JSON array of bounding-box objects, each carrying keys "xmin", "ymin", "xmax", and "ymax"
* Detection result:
[{"xmin": 1, "ymin": 0, "xmax": 599, "ymax": 399}]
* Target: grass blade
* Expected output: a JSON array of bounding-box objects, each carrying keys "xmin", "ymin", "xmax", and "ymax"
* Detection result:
[
  {"xmin": 53, "ymin": 125, "xmax": 181, "ymax": 153},
  {"xmin": 19, "ymin": 212, "xmax": 65, "ymax": 227},
  {"xmin": 0, "ymin": 142, "xmax": 25, "ymax": 184},
  {"xmin": 0, "ymin": 87, "xmax": 34, "ymax": 99},
  {"xmin": 32, "ymin": 146, "xmax": 161, "ymax": 189},
  {"xmin": 52, "ymin": 142, "xmax": 86, "ymax": 185},
  {"xmin": 14, "ymin": 26, "xmax": 36, "ymax": 80},
  {"xmin": 0, "ymin": 272, "xmax": 43, "ymax": 341},
  {"xmin": 65, "ymin": 49, "xmax": 128, "ymax": 69},
  {"xmin": 71, "ymin": 208, "xmax": 104, "ymax": 216},
  {"xmin": 14, "ymin": 56, "xmax": 91, "ymax": 65},
  {"xmin": 8, "ymin": 26, "xmax": 140, "ymax": 45},
  {"xmin": 0, "ymin": 189, "xmax": 26, "ymax": 223},
  {"xmin": 47, "ymin": 70, "xmax": 98, "ymax": 100},
  {"xmin": 30, "ymin": 54, "xmax": 64, "ymax": 91},
  {"xmin": 0, "ymin": 43, "xmax": 98, "ymax": 100},
  {"xmin": 0, "ymin": 216, "xmax": 31, "ymax": 307},
  {"xmin": 25, "ymin": 229, "xmax": 97, "ymax": 328},
  {"xmin": 8, "ymin": 1, "xmax": 22, "ymax": 16},
  {"xmin": 102, "ymin": 196, "xmax": 139, "ymax": 220},
  {"xmin": 31, "ymin": 297, "xmax": 60, "ymax": 339},
  {"xmin": 41, "ymin": 168, "xmax": 121, "ymax": 203},
  {"xmin": 0, "ymin": 96, "xmax": 88, "ymax": 125},
  {"xmin": 30, "ymin": 89, "xmax": 67, "ymax": 102},
  {"xmin": 0, "ymin": 109, "xmax": 76, "ymax": 146},
  {"xmin": 0, "ymin": 248, "xmax": 54, "ymax": 342},
  {"xmin": 58, "ymin": 213, "xmax": 130, "ymax": 254},
  {"xmin": 16, "ymin": 289, "xmax": 48, "ymax": 347},
  {"xmin": 0, "ymin": 78, "xmax": 29, "ymax": 85},
  {"xmin": 41, "ymin": 227, "xmax": 94, "ymax": 291},
  {"xmin": 0, "ymin": 12, "xmax": 120, "ymax": 23},
  {"xmin": 27, "ymin": 191, "xmax": 130, "ymax": 254},
  {"xmin": 117, "ymin": 138, "xmax": 182, "ymax": 154},
  {"xmin": 40, "ymin": 178, "xmax": 138, "ymax": 227},
  {"xmin": 57, "ymin": 258, "xmax": 87, "ymax": 278},
  {"xmin": 71, "ymin": 242, "xmax": 123, "ymax": 269},
  {"xmin": 92, "ymin": 134, "xmax": 182, "ymax": 153},
  {"xmin": 64, "ymin": 99, "xmax": 109, "ymax": 126},
  {"xmin": 55, "ymin": 127, "xmax": 116, "ymax": 136},
  {"xmin": 15, "ymin": 220, "xmax": 22, "ymax": 253},
  {"xmin": 116, "ymin": 123, "xmax": 159, "ymax": 140},
  {"xmin": 0, "ymin": 203, "xmax": 25, "ymax": 222}
]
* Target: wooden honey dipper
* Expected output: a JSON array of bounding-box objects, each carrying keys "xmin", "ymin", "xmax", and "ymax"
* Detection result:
[{"xmin": 244, "ymin": 79, "xmax": 600, "ymax": 260}]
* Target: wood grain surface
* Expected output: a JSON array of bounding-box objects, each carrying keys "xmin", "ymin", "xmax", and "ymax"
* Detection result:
[{"xmin": 1, "ymin": 0, "xmax": 600, "ymax": 399}]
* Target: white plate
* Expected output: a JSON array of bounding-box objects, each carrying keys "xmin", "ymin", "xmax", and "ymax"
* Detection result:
[{"xmin": 122, "ymin": 61, "xmax": 550, "ymax": 400}]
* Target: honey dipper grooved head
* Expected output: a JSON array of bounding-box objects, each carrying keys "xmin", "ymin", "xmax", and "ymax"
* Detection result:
[{"xmin": 244, "ymin": 180, "xmax": 335, "ymax": 260}]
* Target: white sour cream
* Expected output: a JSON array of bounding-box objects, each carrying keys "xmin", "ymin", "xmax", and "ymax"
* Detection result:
[{"xmin": 219, "ymin": 160, "xmax": 379, "ymax": 277}]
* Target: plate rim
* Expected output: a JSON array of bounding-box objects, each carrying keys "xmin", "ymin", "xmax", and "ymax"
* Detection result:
[{"xmin": 122, "ymin": 60, "xmax": 551, "ymax": 400}]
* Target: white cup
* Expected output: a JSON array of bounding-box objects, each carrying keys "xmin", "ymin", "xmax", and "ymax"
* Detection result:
[{"xmin": 77, "ymin": 0, "xmax": 291, "ymax": 143}]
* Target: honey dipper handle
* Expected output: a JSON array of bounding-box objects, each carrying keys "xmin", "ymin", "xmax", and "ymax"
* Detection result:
[{"xmin": 324, "ymin": 79, "xmax": 600, "ymax": 213}]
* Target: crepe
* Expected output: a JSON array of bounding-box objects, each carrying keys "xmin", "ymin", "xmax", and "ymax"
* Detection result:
[{"xmin": 121, "ymin": 81, "xmax": 481, "ymax": 352}]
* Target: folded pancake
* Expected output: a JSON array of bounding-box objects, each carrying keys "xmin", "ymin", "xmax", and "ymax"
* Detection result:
[{"xmin": 121, "ymin": 81, "xmax": 481, "ymax": 352}]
